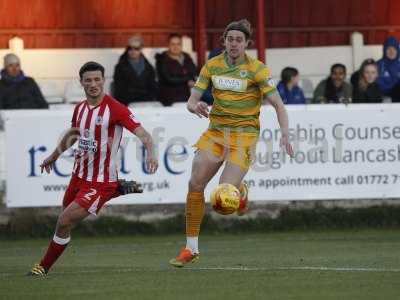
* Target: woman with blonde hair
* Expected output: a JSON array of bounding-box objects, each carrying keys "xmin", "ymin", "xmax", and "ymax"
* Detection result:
[{"xmin": 351, "ymin": 59, "xmax": 382, "ymax": 103}]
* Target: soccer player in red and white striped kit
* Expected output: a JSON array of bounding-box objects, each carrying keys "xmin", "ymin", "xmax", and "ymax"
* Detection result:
[{"xmin": 28, "ymin": 62, "xmax": 158, "ymax": 276}]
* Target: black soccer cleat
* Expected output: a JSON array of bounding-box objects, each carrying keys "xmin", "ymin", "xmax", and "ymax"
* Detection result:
[{"xmin": 117, "ymin": 179, "xmax": 143, "ymax": 195}]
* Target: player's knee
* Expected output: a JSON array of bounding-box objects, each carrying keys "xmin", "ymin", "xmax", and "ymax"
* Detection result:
[{"xmin": 56, "ymin": 214, "xmax": 73, "ymax": 231}]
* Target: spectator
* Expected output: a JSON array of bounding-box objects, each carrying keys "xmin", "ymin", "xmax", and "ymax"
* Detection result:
[
  {"xmin": 376, "ymin": 36, "xmax": 400, "ymax": 102},
  {"xmin": 312, "ymin": 63, "xmax": 352, "ymax": 104},
  {"xmin": 0, "ymin": 53, "xmax": 48, "ymax": 109},
  {"xmin": 277, "ymin": 67, "xmax": 306, "ymax": 104},
  {"xmin": 113, "ymin": 35, "xmax": 157, "ymax": 105},
  {"xmin": 155, "ymin": 34, "xmax": 197, "ymax": 106},
  {"xmin": 201, "ymin": 47, "xmax": 224, "ymax": 105},
  {"xmin": 351, "ymin": 59, "xmax": 382, "ymax": 103}
]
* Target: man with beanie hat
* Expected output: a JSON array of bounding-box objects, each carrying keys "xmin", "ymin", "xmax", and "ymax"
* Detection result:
[{"xmin": 0, "ymin": 53, "xmax": 48, "ymax": 109}]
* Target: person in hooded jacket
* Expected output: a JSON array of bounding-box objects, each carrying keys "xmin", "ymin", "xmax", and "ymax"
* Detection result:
[
  {"xmin": 0, "ymin": 53, "xmax": 48, "ymax": 109},
  {"xmin": 377, "ymin": 36, "xmax": 400, "ymax": 102},
  {"xmin": 155, "ymin": 33, "xmax": 197, "ymax": 106},
  {"xmin": 113, "ymin": 36, "xmax": 157, "ymax": 105}
]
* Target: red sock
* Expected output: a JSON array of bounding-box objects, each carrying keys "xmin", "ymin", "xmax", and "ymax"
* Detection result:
[{"xmin": 40, "ymin": 235, "xmax": 70, "ymax": 272}]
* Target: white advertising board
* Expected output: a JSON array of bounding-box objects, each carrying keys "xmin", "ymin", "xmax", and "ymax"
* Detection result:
[{"xmin": 3, "ymin": 104, "xmax": 400, "ymax": 207}]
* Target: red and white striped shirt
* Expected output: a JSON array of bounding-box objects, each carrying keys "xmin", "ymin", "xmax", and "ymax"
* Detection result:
[{"xmin": 71, "ymin": 95, "xmax": 141, "ymax": 183}]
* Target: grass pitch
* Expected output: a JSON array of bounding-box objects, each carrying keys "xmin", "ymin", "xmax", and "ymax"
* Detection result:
[{"xmin": 1, "ymin": 230, "xmax": 400, "ymax": 299}]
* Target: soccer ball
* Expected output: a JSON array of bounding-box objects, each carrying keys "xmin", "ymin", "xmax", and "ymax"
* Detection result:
[{"xmin": 210, "ymin": 183, "xmax": 240, "ymax": 215}]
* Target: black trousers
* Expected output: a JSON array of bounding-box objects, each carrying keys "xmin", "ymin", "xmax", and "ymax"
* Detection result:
[{"xmin": 388, "ymin": 83, "xmax": 400, "ymax": 102}]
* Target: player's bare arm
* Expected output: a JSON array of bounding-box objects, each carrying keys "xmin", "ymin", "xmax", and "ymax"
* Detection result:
[
  {"xmin": 264, "ymin": 91, "xmax": 294, "ymax": 157},
  {"xmin": 187, "ymin": 89, "xmax": 209, "ymax": 118},
  {"xmin": 40, "ymin": 127, "xmax": 80, "ymax": 174},
  {"xmin": 133, "ymin": 126, "xmax": 158, "ymax": 174}
]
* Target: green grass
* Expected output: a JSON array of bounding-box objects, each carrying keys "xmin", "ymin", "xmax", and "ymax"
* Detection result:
[{"xmin": 1, "ymin": 230, "xmax": 400, "ymax": 299}]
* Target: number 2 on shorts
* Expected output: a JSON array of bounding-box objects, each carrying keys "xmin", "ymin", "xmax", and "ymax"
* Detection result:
[{"xmin": 83, "ymin": 188, "xmax": 97, "ymax": 201}]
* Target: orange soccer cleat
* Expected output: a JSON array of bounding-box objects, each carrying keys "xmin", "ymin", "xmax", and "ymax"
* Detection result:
[{"xmin": 169, "ymin": 248, "xmax": 199, "ymax": 268}]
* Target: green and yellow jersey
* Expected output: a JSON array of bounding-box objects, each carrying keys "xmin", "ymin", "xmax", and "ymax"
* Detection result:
[{"xmin": 194, "ymin": 51, "xmax": 276, "ymax": 134}]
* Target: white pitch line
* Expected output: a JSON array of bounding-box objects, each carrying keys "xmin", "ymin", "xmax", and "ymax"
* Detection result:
[
  {"xmin": 186, "ymin": 266, "xmax": 400, "ymax": 273},
  {"xmin": 2, "ymin": 266, "xmax": 400, "ymax": 277},
  {"xmin": 279, "ymin": 266, "xmax": 400, "ymax": 272}
]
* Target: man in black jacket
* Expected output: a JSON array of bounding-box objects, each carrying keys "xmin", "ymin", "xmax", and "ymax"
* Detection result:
[
  {"xmin": 0, "ymin": 53, "xmax": 48, "ymax": 109},
  {"xmin": 155, "ymin": 33, "xmax": 197, "ymax": 106},
  {"xmin": 113, "ymin": 36, "xmax": 157, "ymax": 105}
]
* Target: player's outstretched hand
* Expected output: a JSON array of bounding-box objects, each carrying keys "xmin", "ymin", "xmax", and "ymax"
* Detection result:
[
  {"xmin": 280, "ymin": 135, "xmax": 294, "ymax": 158},
  {"xmin": 187, "ymin": 101, "xmax": 209, "ymax": 118},
  {"xmin": 146, "ymin": 156, "xmax": 158, "ymax": 174},
  {"xmin": 40, "ymin": 154, "xmax": 58, "ymax": 174}
]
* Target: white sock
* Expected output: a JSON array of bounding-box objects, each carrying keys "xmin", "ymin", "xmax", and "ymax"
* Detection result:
[
  {"xmin": 186, "ymin": 236, "xmax": 199, "ymax": 254},
  {"xmin": 53, "ymin": 235, "xmax": 71, "ymax": 245}
]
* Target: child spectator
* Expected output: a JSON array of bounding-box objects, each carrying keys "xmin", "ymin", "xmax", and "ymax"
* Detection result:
[{"xmin": 277, "ymin": 67, "xmax": 306, "ymax": 104}]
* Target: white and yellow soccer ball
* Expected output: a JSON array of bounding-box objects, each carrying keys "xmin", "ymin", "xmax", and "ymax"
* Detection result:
[{"xmin": 210, "ymin": 183, "xmax": 240, "ymax": 215}]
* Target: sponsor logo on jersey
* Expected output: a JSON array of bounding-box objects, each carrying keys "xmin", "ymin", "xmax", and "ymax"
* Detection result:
[
  {"xmin": 211, "ymin": 75, "xmax": 247, "ymax": 92},
  {"xmin": 78, "ymin": 137, "xmax": 98, "ymax": 153},
  {"xmin": 79, "ymin": 130, "xmax": 97, "ymax": 153}
]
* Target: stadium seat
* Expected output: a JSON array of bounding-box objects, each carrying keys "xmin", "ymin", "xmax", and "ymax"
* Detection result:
[
  {"xmin": 128, "ymin": 101, "xmax": 163, "ymax": 108},
  {"xmin": 64, "ymin": 80, "xmax": 85, "ymax": 104},
  {"xmin": 37, "ymin": 80, "xmax": 64, "ymax": 104},
  {"xmin": 299, "ymin": 78, "xmax": 314, "ymax": 100}
]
